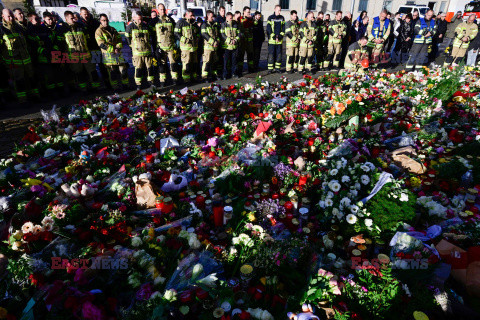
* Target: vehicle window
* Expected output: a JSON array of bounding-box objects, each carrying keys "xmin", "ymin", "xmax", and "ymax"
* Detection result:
[
  {"xmin": 465, "ymin": 3, "xmax": 480, "ymax": 12},
  {"xmin": 171, "ymin": 9, "xmax": 178, "ymax": 15},
  {"xmin": 419, "ymin": 8, "xmax": 428, "ymax": 15},
  {"xmin": 193, "ymin": 9, "xmax": 204, "ymax": 18},
  {"xmin": 398, "ymin": 7, "xmax": 411, "ymax": 14}
]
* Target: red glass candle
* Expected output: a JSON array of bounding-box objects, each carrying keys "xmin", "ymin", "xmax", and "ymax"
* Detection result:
[
  {"xmin": 180, "ymin": 291, "xmax": 193, "ymax": 303},
  {"xmin": 272, "ymin": 193, "xmax": 279, "ymax": 200},
  {"xmin": 213, "ymin": 205, "xmax": 224, "ymax": 227},
  {"xmin": 284, "ymin": 201, "xmax": 294, "ymax": 213},
  {"xmin": 146, "ymin": 154, "xmax": 154, "ymax": 163},
  {"xmin": 162, "ymin": 197, "xmax": 173, "ymax": 214},
  {"xmin": 196, "ymin": 195, "xmax": 206, "ymax": 209}
]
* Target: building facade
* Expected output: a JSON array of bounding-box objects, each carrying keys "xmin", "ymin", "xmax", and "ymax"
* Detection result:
[{"xmin": 232, "ymin": 0, "xmax": 453, "ymax": 21}]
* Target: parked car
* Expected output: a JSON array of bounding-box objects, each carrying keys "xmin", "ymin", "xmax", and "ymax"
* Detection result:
[
  {"xmin": 167, "ymin": 6, "xmax": 206, "ymax": 21},
  {"xmin": 397, "ymin": 5, "xmax": 429, "ymax": 18}
]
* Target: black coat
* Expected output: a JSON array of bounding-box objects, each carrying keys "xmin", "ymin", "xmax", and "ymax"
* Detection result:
[
  {"xmin": 435, "ymin": 19, "xmax": 448, "ymax": 43},
  {"xmin": 469, "ymin": 23, "xmax": 480, "ymax": 50},
  {"xmin": 252, "ymin": 19, "xmax": 265, "ymax": 46},
  {"xmin": 350, "ymin": 25, "xmax": 365, "ymax": 43},
  {"xmin": 394, "ymin": 20, "xmax": 414, "ymax": 51}
]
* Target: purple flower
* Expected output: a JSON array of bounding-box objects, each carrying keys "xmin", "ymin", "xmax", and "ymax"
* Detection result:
[
  {"xmin": 273, "ymin": 163, "xmax": 293, "ymax": 181},
  {"xmin": 136, "ymin": 283, "xmax": 153, "ymax": 300}
]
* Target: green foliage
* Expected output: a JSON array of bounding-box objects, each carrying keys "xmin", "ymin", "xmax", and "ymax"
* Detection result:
[
  {"xmin": 324, "ymin": 102, "xmax": 365, "ymax": 129},
  {"xmin": 302, "ymin": 272, "xmax": 336, "ymax": 305},
  {"xmin": 435, "ymin": 158, "xmax": 468, "ymax": 180}
]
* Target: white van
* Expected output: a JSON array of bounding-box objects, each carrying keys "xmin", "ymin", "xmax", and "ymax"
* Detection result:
[
  {"xmin": 397, "ymin": 5, "xmax": 429, "ymax": 18},
  {"xmin": 166, "ymin": 6, "xmax": 206, "ymax": 22}
]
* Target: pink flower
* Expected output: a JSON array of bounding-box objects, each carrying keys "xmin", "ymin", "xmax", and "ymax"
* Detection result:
[{"xmin": 82, "ymin": 301, "xmax": 104, "ymax": 320}]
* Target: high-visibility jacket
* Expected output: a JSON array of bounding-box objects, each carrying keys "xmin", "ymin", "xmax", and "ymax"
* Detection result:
[
  {"xmin": 27, "ymin": 24, "xmax": 54, "ymax": 64},
  {"xmin": 45, "ymin": 23, "xmax": 65, "ymax": 52},
  {"xmin": 174, "ymin": 18, "xmax": 199, "ymax": 52},
  {"xmin": 367, "ymin": 17, "xmax": 391, "ymax": 41},
  {"xmin": 299, "ymin": 20, "xmax": 317, "ymax": 48},
  {"xmin": 453, "ymin": 21, "xmax": 478, "ymax": 49},
  {"xmin": 328, "ymin": 19, "xmax": 346, "ymax": 44},
  {"xmin": 285, "ymin": 19, "xmax": 300, "ymax": 48},
  {"xmin": 413, "ymin": 18, "xmax": 436, "ymax": 44},
  {"xmin": 201, "ymin": 20, "xmax": 220, "ymax": 51},
  {"xmin": 240, "ymin": 16, "xmax": 254, "ymax": 42},
  {"xmin": 155, "ymin": 15, "xmax": 176, "ymax": 51},
  {"xmin": 61, "ymin": 22, "xmax": 91, "ymax": 61},
  {"xmin": 266, "ymin": 13, "xmax": 285, "ymax": 45},
  {"xmin": 95, "ymin": 25, "xmax": 123, "ymax": 65},
  {"xmin": 125, "ymin": 21, "xmax": 152, "ymax": 57},
  {"xmin": 345, "ymin": 41, "xmax": 368, "ymax": 68},
  {"xmin": 220, "ymin": 20, "xmax": 241, "ymax": 50},
  {"xmin": 1, "ymin": 21, "xmax": 31, "ymax": 66}
]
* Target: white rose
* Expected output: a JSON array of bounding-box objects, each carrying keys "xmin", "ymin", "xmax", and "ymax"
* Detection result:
[{"xmin": 131, "ymin": 236, "xmax": 143, "ymax": 247}]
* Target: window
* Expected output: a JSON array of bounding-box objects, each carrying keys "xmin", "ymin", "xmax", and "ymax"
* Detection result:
[
  {"xmin": 306, "ymin": 0, "xmax": 316, "ymax": 10},
  {"xmin": 250, "ymin": 0, "xmax": 259, "ymax": 10},
  {"xmin": 332, "ymin": 0, "xmax": 342, "ymax": 11},
  {"xmin": 384, "ymin": 0, "xmax": 393, "ymax": 12},
  {"xmin": 358, "ymin": 0, "xmax": 368, "ymax": 12},
  {"xmin": 280, "ymin": 0, "xmax": 290, "ymax": 9},
  {"xmin": 439, "ymin": 1, "xmax": 446, "ymax": 12}
]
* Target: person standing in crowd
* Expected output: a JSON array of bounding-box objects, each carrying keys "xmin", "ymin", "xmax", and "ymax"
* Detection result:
[
  {"xmin": 315, "ymin": 12, "xmax": 327, "ymax": 70},
  {"xmin": 79, "ymin": 7, "xmax": 108, "ymax": 89},
  {"xmin": 27, "ymin": 13, "xmax": 59, "ymax": 96},
  {"xmin": 216, "ymin": 6, "xmax": 227, "ymax": 75},
  {"xmin": 340, "ymin": 11, "xmax": 352, "ymax": 67},
  {"xmin": 220, "ymin": 12, "xmax": 241, "ymax": 79},
  {"xmin": 389, "ymin": 12, "xmax": 402, "ymax": 54},
  {"xmin": 216, "ymin": 6, "xmax": 226, "ymax": 24},
  {"xmin": 285, "ymin": 10, "xmax": 300, "ymax": 73},
  {"xmin": 234, "ymin": 11, "xmax": 244, "ymax": 75},
  {"xmin": 406, "ymin": 9, "xmax": 436, "ymax": 71},
  {"xmin": 298, "ymin": 11, "xmax": 317, "ymax": 74},
  {"xmin": 360, "ymin": 16, "xmax": 369, "ymax": 37},
  {"xmin": 266, "ymin": 5, "xmax": 285, "ymax": 73},
  {"xmin": 201, "ymin": 10, "xmax": 221, "ymax": 82},
  {"xmin": 411, "ymin": 10, "xmax": 420, "ymax": 26},
  {"xmin": 385, "ymin": 11, "xmax": 396, "ymax": 53},
  {"xmin": 43, "ymin": 12, "xmax": 66, "ymax": 95},
  {"xmin": 350, "ymin": 20, "xmax": 362, "ymax": 44},
  {"xmin": 252, "ymin": 11, "xmax": 264, "ymax": 71},
  {"xmin": 155, "ymin": 4, "xmax": 179, "ymax": 87},
  {"xmin": 466, "ymin": 19, "xmax": 480, "ymax": 66},
  {"xmin": 444, "ymin": 14, "xmax": 478, "ymax": 67},
  {"xmin": 175, "ymin": 9, "xmax": 199, "ymax": 84},
  {"xmin": 367, "ymin": 9, "xmax": 391, "ymax": 68},
  {"xmin": 392, "ymin": 13, "xmax": 414, "ymax": 65},
  {"xmin": 195, "ymin": 17, "xmax": 204, "ymax": 78},
  {"xmin": 95, "ymin": 14, "xmax": 129, "ymax": 90},
  {"xmin": 344, "ymin": 36, "xmax": 369, "ymax": 72},
  {"xmin": 357, "ymin": 11, "xmax": 367, "ymax": 23},
  {"xmin": 431, "ymin": 12, "xmax": 447, "ymax": 64},
  {"xmin": 13, "ymin": 8, "xmax": 27, "ymax": 31},
  {"xmin": 445, "ymin": 11, "xmax": 463, "ymax": 51},
  {"xmin": 239, "ymin": 7, "xmax": 254, "ymax": 74},
  {"xmin": 324, "ymin": 11, "xmax": 346, "ymax": 69},
  {"xmin": 61, "ymin": 10, "xmax": 101, "ymax": 92},
  {"xmin": 1, "ymin": 8, "xmax": 38, "ymax": 102},
  {"xmin": 126, "ymin": 10, "xmax": 155, "ymax": 90}
]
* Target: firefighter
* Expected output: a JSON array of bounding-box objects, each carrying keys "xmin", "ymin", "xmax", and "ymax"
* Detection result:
[
  {"xmin": 13, "ymin": 8, "xmax": 27, "ymax": 31},
  {"xmin": 444, "ymin": 13, "xmax": 478, "ymax": 67},
  {"xmin": 220, "ymin": 12, "xmax": 241, "ymax": 79},
  {"xmin": 298, "ymin": 11, "xmax": 317, "ymax": 74},
  {"xmin": 201, "ymin": 10, "xmax": 220, "ymax": 82},
  {"xmin": 344, "ymin": 36, "xmax": 369, "ymax": 72},
  {"xmin": 1, "ymin": 9, "xmax": 38, "ymax": 102},
  {"xmin": 233, "ymin": 11, "xmax": 244, "ymax": 76},
  {"xmin": 43, "ymin": 12, "xmax": 67, "ymax": 95},
  {"xmin": 316, "ymin": 12, "xmax": 328, "ymax": 71},
  {"xmin": 175, "ymin": 9, "xmax": 200, "ymax": 84},
  {"xmin": 27, "ymin": 13, "xmax": 61, "ymax": 96},
  {"xmin": 155, "ymin": 3, "xmax": 179, "ymax": 87},
  {"xmin": 406, "ymin": 9, "xmax": 437, "ymax": 71},
  {"xmin": 95, "ymin": 14, "xmax": 129, "ymax": 90},
  {"xmin": 125, "ymin": 10, "xmax": 155, "ymax": 90},
  {"xmin": 284, "ymin": 10, "xmax": 300, "ymax": 73},
  {"xmin": 60, "ymin": 11, "xmax": 100, "ymax": 92},
  {"xmin": 324, "ymin": 11, "xmax": 346, "ymax": 69},
  {"xmin": 239, "ymin": 6, "xmax": 254, "ymax": 73},
  {"xmin": 266, "ymin": 4, "xmax": 285, "ymax": 73},
  {"xmin": 0, "ymin": 27, "xmax": 11, "ymax": 103},
  {"xmin": 367, "ymin": 9, "xmax": 391, "ymax": 68},
  {"xmin": 252, "ymin": 11, "xmax": 265, "ymax": 72}
]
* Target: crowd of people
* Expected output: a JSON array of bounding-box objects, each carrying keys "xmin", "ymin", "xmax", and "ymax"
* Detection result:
[{"xmin": 0, "ymin": 4, "xmax": 478, "ymax": 104}]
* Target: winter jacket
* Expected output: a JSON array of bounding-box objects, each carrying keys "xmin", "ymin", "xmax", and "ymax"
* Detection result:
[
  {"xmin": 79, "ymin": 17, "xmax": 100, "ymax": 51},
  {"xmin": 394, "ymin": 19, "xmax": 414, "ymax": 51},
  {"xmin": 446, "ymin": 14, "xmax": 463, "ymax": 38},
  {"xmin": 252, "ymin": 18, "xmax": 265, "ymax": 46},
  {"xmin": 266, "ymin": 13, "xmax": 285, "ymax": 44},
  {"xmin": 435, "ymin": 18, "xmax": 448, "ymax": 42}
]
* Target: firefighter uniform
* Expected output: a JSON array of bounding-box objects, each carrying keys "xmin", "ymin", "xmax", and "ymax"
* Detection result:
[
  {"xmin": 220, "ymin": 20, "xmax": 241, "ymax": 78},
  {"xmin": 155, "ymin": 15, "xmax": 179, "ymax": 85},
  {"xmin": 238, "ymin": 16, "xmax": 254, "ymax": 73},
  {"xmin": 61, "ymin": 21, "xmax": 100, "ymax": 91},
  {"xmin": 444, "ymin": 21, "xmax": 478, "ymax": 66},
  {"xmin": 125, "ymin": 20, "xmax": 155, "ymax": 88},
  {"xmin": 175, "ymin": 18, "xmax": 199, "ymax": 83},
  {"xmin": 325, "ymin": 18, "xmax": 346, "ymax": 68},
  {"xmin": 95, "ymin": 24, "xmax": 129, "ymax": 89},
  {"xmin": 344, "ymin": 41, "xmax": 369, "ymax": 72},
  {"xmin": 316, "ymin": 19, "xmax": 327, "ymax": 69},
  {"xmin": 0, "ymin": 20, "xmax": 38, "ymax": 102},
  {"xmin": 201, "ymin": 20, "xmax": 220, "ymax": 80},
  {"xmin": 406, "ymin": 18, "xmax": 437, "ymax": 71},
  {"xmin": 298, "ymin": 19, "xmax": 317, "ymax": 72},
  {"xmin": 367, "ymin": 16, "xmax": 391, "ymax": 67},
  {"xmin": 285, "ymin": 18, "xmax": 300, "ymax": 72},
  {"xmin": 45, "ymin": 22, "xmax": 66, "ymax": 92},
  {"xmin": 266, "ymin": 13, "xmax": 285, "ymax": 72}
]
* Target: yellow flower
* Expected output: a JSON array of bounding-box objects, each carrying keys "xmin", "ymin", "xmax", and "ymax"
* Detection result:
[
  {"xmin": 247, "ymin": 212, "xmax": 256, "ymax": 222},
  {"xmin": 148, "ymin": 227, "xmax": 155, "ymax": 240}
]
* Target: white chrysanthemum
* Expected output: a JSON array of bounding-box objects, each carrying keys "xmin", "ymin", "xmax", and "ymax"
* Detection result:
[
  {"xmin": 318, "ymin": 200, "xmax": 326, "ymax": 208},
  {"xmin": 365, "ymin": 218, "xmax": 373, "ymax": 227},
  {"xmin": 341, "ymin": 175, "xmax": 351, "ymax": 183},
  {"xmin": 340, "ymin": 197, "xmax": 351, "ymax": 207},
  {"xmin": 350, "ymin": 205, "xmax": 359, "ymax": 214},
  {"xmin": 328, "ymin": 180, "xmax": 341, "ymax": 192},
  {"xmin": 346, "ymin": 214, "xmax": 357, "ymax": 224},
  {"xmin": 360, "ymin": 164, "xmax": 370, "ymax": 172},
  {"xmin": 41, "ymin": 216, "xmax": 54, "ymax": 226},
  {"xmin": 361, "ymin": 175, "xmax": 370, "ymax": 185},
  {"xmin": 330, "ymin": 169, "xmax": 339, "ymax": 176},
  {"xmin": 325, "ymin": 198, "xmax": 334, "ymax": 207},
  {"xmin": 131, "ymin": 236, "xmax": 143, "ymax": 247},
  {"xmin": 400, "ymin": 193, "xmax": 409, "ymax": 202},
  {"xmin": 364, "ymin": 162, "xmax": 375, "ymax": 170},
  {"xmin": 21, "ymin": 222, "xmax": 34, "ymax": 234},
  {"xmin": 355, "ymin": 182, "xmax": 361, "ymax": 190}
]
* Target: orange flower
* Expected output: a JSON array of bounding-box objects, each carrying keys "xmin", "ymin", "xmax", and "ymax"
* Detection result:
[
  {"xmin": 330, "ymin": 106, "xmax": 336, "ymax": 115},
  {"xmin": 337, "ymin": 103, "xmax": 346, "ymax": 115},
  {"xmin": 355, "ymin": 95, "xmax": 362, "ymax": 102},
  {"xmin": 346, "ymin": 99, "xmax": 352, "ymax": 105},
  {"xmin": 276, "ymin": 113, "xmax": 283, "ymax": 120}
]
